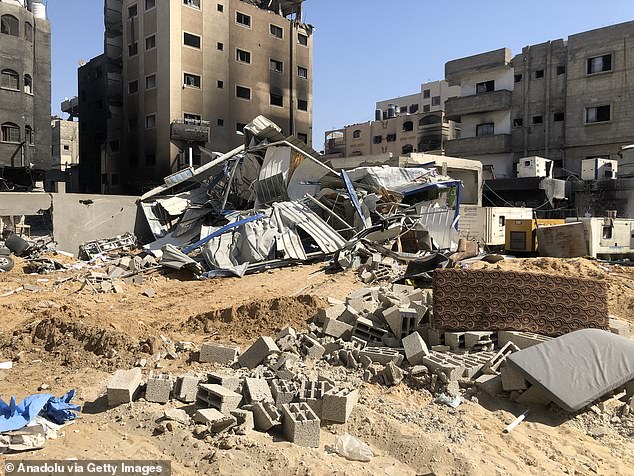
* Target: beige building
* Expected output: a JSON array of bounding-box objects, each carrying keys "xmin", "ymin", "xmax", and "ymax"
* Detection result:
[
  {"xmin": 376, "ymin": 80, "xmax": 460, "ymax": 117},
  {"xmin": 51, "ymin": 118, "xmax": 79, "ymax": 171},
  {"xmin": 81, "ymin": 0, "xmax": 313, "ymax": 194}
]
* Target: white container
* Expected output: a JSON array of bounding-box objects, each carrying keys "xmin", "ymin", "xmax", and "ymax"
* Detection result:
[
  {"xmin": 32, "ymin": 2, "xmax": 46, "ymax": 19},
  {"xmin": 459, "ymin": 205, "xmax": 533, "ymax": 246}
]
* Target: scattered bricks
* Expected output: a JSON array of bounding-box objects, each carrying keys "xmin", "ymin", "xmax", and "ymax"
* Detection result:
[
  {"xmin": 107, "ymin": 266, "xmax": 126, "ymax": 279},
  {"xmin": 174, "ymin": 374, "xmax": 201, "ymax": 403},
  {"xmin": 301, "ymin": 335, "xmax": 326, "ymax": 361},
  {"xmin": 194, "ymin": 408, "xmax": 237, "ymax": 433},
  {"xmin": 107, "ymin": 368, "xmax": 142, "ymax": 406},
  {"xmin": 481, "ymin": 342, "xmax": 520, "ymax": 375},
  {"xmin": 464, "ymin": 331, "xmax": 496, "ymax": 350},
  {"xmin": 238, "ymin": 337, "xmax": 280, "ymax": 369},
  {"xmin": 207, "ymin": 372, "xmax": 241, "ymax": 393},
  {"xmin": 422, "ymin": 354, "xmax": 465, "ymax": 382},
  {"xmin": 118, "ymin": 256, "xmax": 132, "ymax": 270},
  {"xmin": 316, "ymin": 304, "xmax": 346, "ymax": 326},
  {"xmin": 497, "ymin": 331, "xmax": 551, "ymax": 350},
  {"xmin": 501, "ymin": 365, "xmax": 528, "ymax": 391},
  {"xmin": 276, "ymin": 327, "xmax": 297, "ymax": 341},
  {"xmin": 281, "ymin": 403, "xmax": 320, "ymax": 448},
  {"xmin": 142, "ymin": 288, "xmax": 156, "ymax": 298},
  {"xmin": 243, "ymin": 378, "xmax": 274, "ymax": 404},
  {"xmin": 402, "ymin": 332, "xmax": 429, "ymax": 366},
  {"xmin": 270, "ymin": 380, "xmax": 299, "ymax": 406},
  {"xmin": 338, "ymin": 306, "xmax": 361, "ymax": 326},
  {"xmin": 516, "ymin": 384, "xmax": 552, "ymax": 406},
  {"xmin": 411, "ymin": 365, "xmax": 428, "ymax": 377},
  {"xmin": 382, "ymin": 361, "xmax": 404, "ymax": 386},
  {"xmin": 353, "ymin": 317, "xmax": 388, "ymax": 343},
  {"xmin": 199, "ymin": 342, "xmax": 240, "ymax": 365},
  {"xmin": 252, "ymin": 401, "xmax": 283, "ymax": 431},
  {"xmin": 197, "ymin": 384, "xmax": 243, "ymax": 414},
  {"xmin": 145, "ymin": 373, "xmax": 174, "ymax": 404},
  {"xmin": 400, "ymin": 308, "xmax": 422, "ymax": 338},
  {"xmin": 444, "ymin": 332, "xmax": 466, "ymax": 351},
  {"xmin": 431, "ymin": 345, "xmax": 450, "ymax": 352},
  {"xmin": 609, "ymin": 318, "xmax": 631, "ymax": 337},
  {"xmin": 163, "ymin": 408, "xmax": 190, "ymax": 425},
  {"xmin": 475, "ymin": 374, "xmax": 503, "ymax": 397},
  {"xmin": 360, "ymin": 347, "xmax": 404, "ymax": 366},
  {"xmin": 299, "ymin": 380, "xmax": 334, "ymax": 418},
  {"xmin": 427, "ymin": 328, "xmax": 444, "ymax": 347},
  {"xmin": 323, "ymin": 318, "xmax": 354, "ymax": 340},
  {"xmin": 381, "ymin": 332, "xmax": 401, "ymax": 349},
  {"xmin": 141, "ymin": 254, "xmax": 158, "ymax": 268},
  {"xmin": 320, "ymin": 389, "xmax": 358, "ymax": 422},
  {"xmin": 350, "ymin": 336, "xmax": 367, "ymax": 349},
  {"xmin": 382, "ymin": 306, "xmax": 402, "ymax": 337},
  {"xmin": 231, "ymin": 409, "xmax": 254, "ymax": 431},
  {"xmin": 346, "ymin": 287, "xmax": 379, "ymax": 305}
]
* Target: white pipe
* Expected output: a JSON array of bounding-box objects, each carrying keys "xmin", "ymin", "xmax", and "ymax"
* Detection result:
[
  {"xmin": 188, "ymin": 146, "xmax": 193, "ymax": 168},
  {"xmin": 503, "ymin": 410, "xmax": 529, "ymax": 433}
]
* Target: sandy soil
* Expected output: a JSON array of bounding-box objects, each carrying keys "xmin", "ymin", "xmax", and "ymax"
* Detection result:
[{"xmin": 0, "ymin": 255, "xmax": 633, "ymax": 475}]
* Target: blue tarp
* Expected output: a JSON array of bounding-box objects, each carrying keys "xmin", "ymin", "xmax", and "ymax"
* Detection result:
[{"xmin": 0, "ymin": 390, "xmax": 80, "ymax": 433}]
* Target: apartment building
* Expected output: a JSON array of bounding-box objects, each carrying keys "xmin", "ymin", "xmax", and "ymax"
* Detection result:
[
  {"xmin": 445, "ymin": 21, "xmax": 634, "ymax": 179},
  {"xmin": 51, "ymin": 118, "xmax": 79, "ymax": 171},
  {"xmin": 79, "ymin": 0, "xmax": 313, "ymax": 194},
  {"xmin": 324, "ymin": 80, "xmax": 460, "ymax": 158},
  {"xmin": 0, "ymin": 0, "xmax": 51, "ymax": 179}
]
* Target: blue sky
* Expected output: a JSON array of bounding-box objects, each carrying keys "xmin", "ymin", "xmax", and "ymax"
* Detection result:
[{"xmin": 48, "ymin": 0, "xmax": 633, "ymax": 151}]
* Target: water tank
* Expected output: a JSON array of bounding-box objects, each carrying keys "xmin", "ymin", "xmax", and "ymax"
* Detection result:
[
  {"xmin": 619, "ymin": 145, "xmax": 634, "ymax": 178},
  {"xmin": 387, "ymin": 105, "xmax": 396, "ymax": 119},
  {"xmin": 375, "ymin": 109, "xmax": 382, "ymax": 121},
  {"xmin": 394, "ymin": 105, "xmax": 401, "ymax": 115},
  {"xmin": 32, "ymin": 0, "xmax": 46, "ymax": 19},
  {"xmin": 3, "ymin": 0, "xmax": 25, "ymax": 7}
]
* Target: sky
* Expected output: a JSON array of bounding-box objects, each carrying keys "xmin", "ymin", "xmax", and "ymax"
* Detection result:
[{"xmin": 48, "ymin": 0, "xmax": 634, "ymax": 151}]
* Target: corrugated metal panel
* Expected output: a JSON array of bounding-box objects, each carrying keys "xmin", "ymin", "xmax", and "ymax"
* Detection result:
[
  {"xmin": 415, "ymin": 204, "xmax": 459, "ymax": 250},
  {"xmin": 274, "ymin": 202, "xmax": 346, "ymax": 253}
]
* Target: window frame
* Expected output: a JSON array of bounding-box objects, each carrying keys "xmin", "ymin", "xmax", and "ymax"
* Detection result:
[
  {"xmin": 270, "ymin": 24, "xmax": 284, "ymax": 39},
  {"xmin": 402, "ymin": 121, "xmax": 414, "ymax": 132},
  {"xmin": 183, "ymin": 31, "xmax": 201, "ymax": 49},
  {"xmin": 532, "ymin": 115, "xmax": 543, "ymax": 125},
  {"xmin": 476, "ymin": 122, "xmax": 495, "ymax": 137},
  {"xmin": 183, "ymin": 72, "xmax": 201, "ymax": 89},
  {"xmin": 236, "ymin": 48, "xmax": 252, "ymax": 64},
  {"xmin": 297, "ymin": 33, "xmax": 308, "ymax": 46},
  {"xmin": 145, "ymin": 34, "xmax": 156, "ymax": 51},
  {"xmin": 128, "ymin": 42, "xmax": 138, "ymax": 57},
  {"xmin": 235, "ymin": 85, "xmax": 251, "ymax": 101},
  {"xmin": 24, "ymin": 21, "xmax": 33, "ymax": 42},
  {"xmin": 1, "ymin": 69, "xmax": 19, "ymax": 91},
  {"xmin": 1, "ymin": 122, "xmax": 20, "ymax": 143},
  {"xmin": 297, "ymin": 99, "xmax": 308, "ymax": 111},
  {"xmin": 128, "ymin": 80, "xmax": 139, "ymax": 94},
  {"xmin": 585, "ymin": 105, "xmax": 611, "ymax": 124},
  {"xmin": 476, "ymin": 80, "xmax": 495, "ymax": 94},
  {"xmin": 183, "ymin": 0, "xmax": 201, "ymax": 9},
  {"xmin": 145, "ymin": 74, "xmax": 157, "ymax": 90},
  {"xmin": 1, "ymin": 14, "xmax": 19, "ymax": 36},
  {"xmin": 128, "ymin": 4, "xmax": 138, "ymax": 18},
  {"xmin": 587, "ymin": 54, "xmax": 613, "ymax": 75},
  {"xmin": 270, "ymin": 92, "xmax": 284, "ymax": 107},
  {"xmin": 297, "ymin": 66, "xmax": 308, "ymax": 79},
  {"xmin": 145, "ymin": 0, "xmax": 156, "ymax": 11},
  {"xmin": 270, "ymin": 58, "xmax": 283, "ymax": 73},
  {"xmin": 145, "ymin": 114, "xmax": 157, "ymax": 129},
  {"xmin": 236, "ymin": 11, "xmax": 252, "ymax": 28}
]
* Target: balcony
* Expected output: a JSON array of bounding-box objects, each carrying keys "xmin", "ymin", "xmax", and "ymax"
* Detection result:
[
  {"xmin": 445, "ymin": 48, "xmax": 512, "ymax": 85},
  {"xmin": 445, "ymin": 134, "xmax": 512, "ymax": 157},
  {"xmin": 445, "ymin": 90, "xmax": 512, "ymax": 121}
]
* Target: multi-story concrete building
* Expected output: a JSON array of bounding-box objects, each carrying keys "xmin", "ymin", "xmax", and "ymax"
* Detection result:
[
  {"xmin": 324, "ymin": 80, "xmax": 460, "ymax": 159},
  {"xmin": 0, "ymin": 0, "xmax": 51, "ymax": 183},
  {"xmin": 80, "ymin": 0, "xmax": 313, "ymax": 194},
  {"xmin": 51, "ymin": 118, "xmax": 79, "ymax": 171},
  {"xmin": 445, "ymin": 21, "xmax": 634, "ymax": 179}
]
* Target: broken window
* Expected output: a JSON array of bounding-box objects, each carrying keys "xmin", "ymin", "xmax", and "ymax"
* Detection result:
[
  {"xmin": 145, "ymin": 0, "xmax": 155, "ymax": 10},
  {"xmin": 402, "ymin": 121, "xmax": 414, "ymax": 132},
  {"xmin": 514, "ymin": 74, "xmax": 523, "ymax": 83},
  {"xmin": 297, "ymin": 133, "xmax": 308, "ymax": 144},
  {"xmin": 184, "ymin": 113, "xmax": 201, "ymax": 122},
  {"xmin": 270, "ymin": 59, "xmax": 283, "ymax": 73},
  {"xmin": 1, "ymin": 69, "xmax": 19, "ymax": 90},
  {"xmin": 128, "ymin": 42, "xmax": 138, "ymax": 56},
  {"xmin": 25, "ymin": 126, "xmax": 33, "ymax": 145},
  {"xmin": 586, "ymin": 105, "xmax": 611, "ymax": 123},
  {"xmin": 217, "ymin": 42, "xmax": 224, "ymax": 51},
  {"xmin": 236, "ymin": 49, "xmax": 251, "ymax": 64},
  {"xmin": 409, "ymin": 104, "xmax": 419, "ymax": 113},
  {"xmin": 23, "ymin": 74, "xmax": 32, "ymax": 94},
  {"xmin": 431, "ymin": 96, "xmax": 441, "ymax": 106},
  {"xmin": 270, "ymin": 24, "xmax": 283, "ymax": 39},
  {"xmin": 1, "ymin": 123, "xmax": 20, "ymax": 143},
  {"xmin": 145, "ymin": 114, "xmax": 156, "ymax": 129},
  {"xmin": 587, "ymin": 54, "xmax": 612, "ymax": 75},
  {"xmin": 554, "ymin": 112, "xmax": 565, "ymax": 122},
  {"xmin": 533, "ymin": 115, "xmax": 543, "ymax": 124},
  {"xmin": 386, "ymin": 134, "xmax": 396, "ymax": 142},
  {"xmin": 128, "ymin": 80, "xmax": 139, "ymax": 94},
  {"xmin": 184, "ymin": 73, "xmax": 201, "ymax": 88},
  {"xmin": 603, "ymin": 226, "xmax": 613, "ymax": 239},
  {"xmin": 476, "ymin": 122, "xmax": 494, "ymax": 137},
  {"xmin": 1, "ymin": 14, "xmax": 18, "ymax": 36},
  {"xmin": 236, "ymin": 122, "xmax": 246, "ymax": 134},
  {"xmin": 184, "ymin": 0, "xmax": 201, "ymax": 8},
  {"xmin": 419, "ymin": 115, "xmax": 441, "ymax": 126},
  {"xmin": 373, "ymin": 135, "xmax": 382, "ymax": 144},
  {"xmin": 297, "ymin": 99, "xmax": 308, "ymax": 111},
  {"xmin": 297, "ymin": 66, "xmax": 308, "ymax": 79},
  {"xmin": 402, "ymin": 144, "xmax": 414, "ymax": 154},
  {"xmin": 423, "ymin": 89, "xmax": 430, "ymax": 99},
  {"xmin": 557, "ymin": 65, "xmax": 566, "ymax": 75},
  {"xmin": 236, "ymin": 86, "xmax": 251, "ymax": 100},
  {"xmin": 535, "ymin": 70, "xmax": 544, "ymax": 79},
  {"xmin": 217, "ymin": 80, "xmax": 224, "ymax": 89},
  {"xmin": 270, "ymin": 93, "xmax": 283, "ymax": 107},
  {"xmin": 423, "ymin": 105, "xmax": 431, "ymax": 113},
  {"xmin": 145, "ymin": 35, "xmax": 156, "ymax": 50},
  {"xmin": 217, "ymin": 119, "xmax": 224, "ymax": 126},
  {"xmin": 513, "ymin": 118, "xmax": 524, "ymax": 127},
  {"xmin": 184, "ymin": 32, "xmax": 201, "ymax": 48},
  {"xmin": 128, "ymin": 4, "xmax": 138, "ymax": 18},
  {"xmin": 476, "ymin": 80, "xmax": 495, "ymax": 94},
  {"xmin": 236, "ymin": 12, "xmax": 251, "ymax": 27},
  {"xmin": 216, "ymin": 3, "xmax": 222, "ymax": 11},
  {"xmin": 298, "ymin": 33, "xmax": 308, "ymax": 46},
  {"xmin": 352, "ymin": 130, "xmax": 361, "ymax": 139}
]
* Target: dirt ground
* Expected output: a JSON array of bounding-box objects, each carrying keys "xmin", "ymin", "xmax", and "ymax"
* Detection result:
[{"xmin": 0, "ymin": 255, "xmax": 633, "ymax": 475}]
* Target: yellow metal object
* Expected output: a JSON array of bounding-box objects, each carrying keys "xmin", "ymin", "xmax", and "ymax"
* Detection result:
[{"xmin": 505, "ymin": 219, "xmax": 564, "ymax": 253}]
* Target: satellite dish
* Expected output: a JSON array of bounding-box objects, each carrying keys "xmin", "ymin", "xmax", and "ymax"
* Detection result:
[{"xmin": 78, "ymin": 59, "xmax": 86, "ymax": 67}]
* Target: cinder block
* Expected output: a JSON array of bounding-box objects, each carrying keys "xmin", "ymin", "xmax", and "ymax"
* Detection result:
[
  {"xmin": 207, "ymin": 372, "xmax": 241, "ymax": 393},
  {"xmin": 382, "ymin": 306, "xmax": 402, "ymax": 337},
  {"xmin": 322, "ymin": 389, "xmax": 359, "ymax": 423},
  {"xmin": 501, "ymin": 366, "xmax": 528, "ymax": 391},
  {"xmin": 252, "ymin": 401, "xmax": 282, "ymax": 431},
  {"xmin": 444, "ymin": 332, "xmax": 466, "ymax": 351},
  {"xmin": 402, "ymin": 332, "xmax": 429, "ymax": 366},
  {"xmin": 199, "ymin": 342, "xmax": 239, "ymax": 365},
  {"xmin": 276, "ymin": 327, "xmax": 297, "ymax": 340},
  {"xmin": 352, "ymin": 317, "xmax": 388, "ymax": 343},
  {"xmin": 516, "ymin": 384, "xmax": 552, "ymax": 406},
  {"xmin": 301, "ymin": 335, "xmax": 326, "ymax": 361},
  {"xmin": 281, "ymin": 403, "xmax": 320, "ymax": 448},
  {"xmin": 323, "ymin": 318, "xmax": 354, "ymax": 339},
  {"xmin": 464, "ymin": 331, "xmax": 496, "ymax": 349},
  {"xmin": 382, "ymin": 361, "xmax": 404, "ymax": 386},
  {"xmin": 145, "ymin": 373, "xmax": 174, "ymax": 404},
  {"xmin": 107, "ymin": 368, "xmax": 142, "ymax": 406},
  {"xmin": 174, "ymin": 374, "xmax": 201, "ymax": 403},
  {"xmin": 475, "ymin": 374, "xmax": 503, "ymax": 397},
  {"xmin": 316, "ymin": 304, "xmax": 346, "ymax": 326},
  {"xmin": 230, "ymin": 409, "xmax": 254, "ymax": 431},
  {"xmin": 270, "ymin": 379, "xmax": 299, "ymax": 406},
  {"xmin": 238, "ymin": 337, "xmax": 280, "ymax": 369},
  {"xmin": 498, "ymin": 331, "xmax": 551, "ymax": 350},
  {"xmin": 427, "ymin": 328, "xmax": 444, "ymax": 347},
  {"xmin": 243, "ymin": 377, "xmax": 274, "ymax": 404},
  {"xmin": 197, "ymin": 383, "xmax": 243, "ymax": 414},
  {"xmin": 360, "ymin": 347, "xmax": 404, "ymax": 366},
  {"xmin": 194, "ymin": 408, "xmax": 237, "ymax": 433},
  {"xmin": 422, "ymin": 354, "xmax": 464, "ymax": 381},
  {"xmin": 299, "ymin": 380, "xmax": 333, "ymax": 418}
]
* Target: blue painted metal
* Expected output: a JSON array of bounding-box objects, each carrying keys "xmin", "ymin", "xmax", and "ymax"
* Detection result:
[
  {"xmin": 341, "ymin": 170, "xmax": 368, "ymax": 228},
  {"xmin": 182, "ymin": 213, "xmax": 266, "ymax": 254}
]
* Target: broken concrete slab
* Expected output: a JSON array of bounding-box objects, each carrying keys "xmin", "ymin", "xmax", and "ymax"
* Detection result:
[
  {"xmin": 252, "ymin": 401, "xmax": 283, "ymax": 432},
  {"xmin": 197, "ymin": 384, "xmax": 243, "ymax": 414},
  {"xmin": 238, "ymin": 337, "xmax": 280, "ymax": 369},
  {"xmin": 475, "ymin": 374, "xmax": 503, "ymax": 397},
  {"xmin": 199, "ymin": 342, "xmax": 240, "ymax": 365}
]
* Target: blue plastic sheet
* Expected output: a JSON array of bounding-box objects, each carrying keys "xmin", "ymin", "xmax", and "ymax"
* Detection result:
[{"xmin": 0, "ymin": 390, "xmax": 80, "ymax": 432}]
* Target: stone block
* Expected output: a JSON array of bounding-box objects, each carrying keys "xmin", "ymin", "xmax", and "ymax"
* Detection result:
[
  {"xmin": 444, "ymin": 332, "xmax": 466, "ymax": 350},
  {"xmin": 174, "ymin": 374, "xmax": 201, "ymax": 403},
  {"xmin": 276, "ymin": 327, "xmax": 297, "ymax": 341},
  {"xmin": 199, "ymin": 342, "xmax": 239, "ymax": 365},
  {"xmin": 231, "ymin": 409, "xmax": 254, "ymax": 431},
  {"xmin": 382, "ymin": 361, "xmax": 404, "ymax": 386},
  {"xmin": 316, "ymin": 304, "xmax": 346, "ymax": 326},
  {"xmin": 238, "ymin": 337, "xmax": 280, "ymax": 369},
  {"xmin": 501, "ymin": 366, "xmax": 528, "ymax": 391},
  {"xmin": 360, "ymin": 347, "xmax": 404, "ymax": 366},
  {"xmin": 323, "ymin": 318, "xmax": 354, "ymax": 339},
  {"xmin": 243, "ymin": 377, "xmax": 274, "ymax": 404},
  {"xmin": 301, "ymin": 335, "xmax": 326, "ymax": 361},
  {"xmin": 194, "ymin": 408, "xmax": 237, "ymax": 433},
  {"xmin": 352, "ymin": 317, "xmax": 388, "ymax": 343},
  {"xmin": 197, "ymin": 383, "xmax": 243, "ymax": 414},
  {"xmin": 299, "ymin": 380, "xmax": 334, "ymax": 418},
  {"xmin": 107, "ymin": 368, "xmax": 142, "ymax": 406},
  {"xmin": 252, "ymin": 401, "xmax": 282, "ymax": 431},
  {"xmin": 427, "ymin": 328, "xmax": 444, "ymax": 347},
  {"xmin": 270, "ymin": 379, "xmax": 299, "ymax": 406},
  {"xmin": 145, "ymin": 373, "xmax": 174, "ymax": 404},
  {"xmin": 516, "ymin": 384, "xmax": 552, "ymax": 406},
  {"xmin": 464, "ymin": 331, "xmax": 496, "ymax": 349},
  {"xmin": 497, "ymin": 330, "xmax": 551, "ymax": 350},
  {"xmin": 402, "ymin": 331, "xmax": 429, "ymax": 366},
  {"xmin": 281, "ymin": 403, "xmax": 320, "ymax": 448},
  {"xmin": 431, "ymin": 345, "xmax": 450, "ymax": 352},
  {"xmin": 322, "ymin": 389, "xmax": 358, "ymax": 423},
  {"xmin": 422, "ymin": 354, "xmax": 465, "ymax": 381},
  {"xmin": 475, "ymin": 374, "xmax": 503, "ymax": 397},
  {"xmin": 207, "ymin": 372, "xmax": 241, "ymax": 393}
]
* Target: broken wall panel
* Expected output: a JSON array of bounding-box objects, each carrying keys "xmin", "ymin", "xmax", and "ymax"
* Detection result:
[{"xmin": 432, "ymin": 269, "xmax": 609, "ymax": 336}]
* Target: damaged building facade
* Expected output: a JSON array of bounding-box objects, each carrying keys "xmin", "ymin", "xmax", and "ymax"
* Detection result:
[
  {"xmin": 0, "ymin": 0, "xmax": 51, "ymax": 189},
  {"xmin": 79, "ymin": 0, "xmax": 313, "ymax": 195}
]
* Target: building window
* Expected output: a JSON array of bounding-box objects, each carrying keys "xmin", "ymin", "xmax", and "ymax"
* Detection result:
[
  {"xmin": 431, "ymin": 96, "xmax": 441, "ymax": 107},
  {"xmin": 513, "ymin": 118, "xmax": 524, "ymax": 127},
  {"xmin": 129, "ymin": 42, "xmax": 138, "ymax": 56},
  {"xmin": 403, "ymin": 121, "xmax": 414, "ymax": 132},
  {"xmin": 270, "ymin": 24, "xmax": 283, "ymax": 39},
  {"xmin": 63, "ymin": 145, "xmax": 70, "ymax": 151},
  {"xmin": 1, "ymin": 15, "xmax": 19, "ymax": 36},
  {"xmin": 476, "ymin": 80, "xmax": 495, "ymax": 94},
  {"xmin": 386, "ymin": 134, "xmax": 396, "ymax": 142},
  {"xmin": 352, "ymin": 130, "xmax": 361, "ymax": 139},
  {"xmin": 533, "ymin": 115, "xmax": 543, "ymax": 124},
  {"xmin": 402, "ymin": 144, "xmax": 414, "ymax": 154},
  {"xmin": 217, "ymin": 80, "xmax": 224, "ymax": 89},
  {"xmin": 184, "ymin": 32, "xmax": 201, "ymax": 48},
  {"xmin": 145, "ymin": 154, "xmax": 156, "ymax": 166},
  {"xmin": 23, "ymin": 74, "xmax": 32, "ymax": 94},
  {"xmin": 373, "ymin": 135, "xmax": 383, "ymax": 144},
  {"xmin": 1, "ymin": 123, "xmax": 20, "ymax": 143},
  {"xmin": 145, "ymin": 35, "xmax": 156, "ymax": 50},
  {"xmin": 236, "ymin": 49, "xmax": 251, "ymax": 64},
  {"xmin": 217, "ymin": 119, "xmax": 224, "ymax": 127},
  {"xmin": 146, "ymin": 74, "xmax": 156, "ymax": 89},
  {"xmin": 24, "ymin": 22, "xmax": 32, "ymax": 42},
  {"xmin": 145, "ymin": 114, "xmax": 157, "ymax": 129},
  {"xmin": 128, "ymin": 4, "xmax": 138, "ymax": 18},
  {"xmin": 557, "ymin": 65, "xmax": 566, "ymax": 75},
  {"xmin": 270, "ymin": 59, "xmax": 283, "ymax": 73},
  {"xmin": 534, "ymin": 70, "xmax": 544, "ymax": 79},
  {"xmin": 236, "ymin": 12, "xmax": 251, "ymax": 28},
  {"xmin": 236, "ymin": 85, "xmax": 251, "ymax": 100},
  {"xmin": 145, "ymin": 0, "xmax": 156, "ymax": 10},
  {"xmin": 270, "ymin": 92, "xmax": 283, "ymax": 107},
  {"xmin": 297, "ymin": 133, "xmax": 308, "ymax": 144},
  {"xmin": 217, "ymin": 42, "xmax": 224, "ymax": 51},
  {"xmin": 476, "ymin": 122, "xmax": 494, "ymax": 137},
  {"xmin": 587, "ymin": 54, "xmax": 612, "ymax": 75},
  {"xmin": 298, "ymin": 66, "xmax": 308, "ymax": 79},
  {"xmin": 25, "ymin": 126, "xmax": 33, "ymax": 145},
  {"xmin": 184, "ymin": 73, "xmax": 201, "ymax": 88},
  {"xmin": 110, "ymin": 140, "xmax": 120, "ymax": 153},
  {"xmin": 409, "ymin": 104, "xmax": 419, "ymax": 114},
  {"xmin": 216, "ymin": 3, "xmax": 223, "ymax": 12},
  {"xmin": 128, "ymin": 80, "xmax": 139, "ymax": 94},
  {"xmin": 1, "ymin": 69, "xmax": 19, "ymax": 90},
  {"xmin": 298, "ymin": 33, "xmax": 308, "ymax": 46},
  {"xmin": 236, "ymin": 122, "xmax": 246, "ymax": 134},
  {"xmin": 514, "ymin": 74, "xmax": 522, "ymax": 83},
  {"xmin": 554, "ymin": 112, "xmax": 565, "ymax": 122},
  {"xmin": 423, "ymin": 104, "xmax": 431, "ymax": 113},
  {"xmin": 184, "ymin": 113, "xmax": 201, "ymax": 122},
  {"xmin": 423, "ymin": 89, "xmax": 430, "ymax": 99},
  {"xmin": 586, "ymin": 105, "xmax": 611, "ymax": 124},
  {"xmin": 298, "ymin": 99, "xmax": 308, "ymax": 111},
  {"xmin": 419, "ymin": 115, "xmax": 441, "ymax": 126},
  {"xmin": 184, "ymin": 0, "xmax": 201, "ymax": 8}
]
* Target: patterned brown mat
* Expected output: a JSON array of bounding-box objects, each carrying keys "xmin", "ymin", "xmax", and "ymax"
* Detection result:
[{"xmin": 432, "ymin": 269, "xmax": 609, "ymax": 336}]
